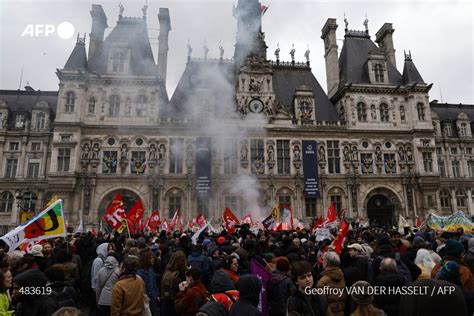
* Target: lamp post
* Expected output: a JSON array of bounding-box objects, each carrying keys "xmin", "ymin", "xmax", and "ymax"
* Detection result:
[
  {"xmin": 398, "ymin": 145, "xmax": 415, "ymax": 217},
  {"xmin": 344, "ymin": 145, "xmax": 359, "ymax": 219},
  {"xmin": 16, "ymin": 189, "xmax": 37, "ymax": 225}
]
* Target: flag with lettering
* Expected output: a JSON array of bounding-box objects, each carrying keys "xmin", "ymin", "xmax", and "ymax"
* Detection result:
[
  {"xmin": 147, "ymin": 210, "xmax": 161, "ymax": 233},
  {"xmin": 262, "ymin": 213, "xmax": 275, "ymax": 230},
  {"xmin": 1, "ymin": 199, "xmax": 66, "ymax": 251},
  {"xmin": 126, "ymin": 200, "xmax": 144, "ymax": 233},
  {"xmin": 250, "ymin": 259, "xmax": 270, "ymax": 316},
  {"xmin": 103, "ymin": 193, "xmax": 126, "ymax": 230},
  {"xmin": 241, "ymin": 213, "xmax": 254, "ymax": 226},
  {"xmin": 223, "ymin": 208, "xmax": 239, "ymax": 233},
  {"xmin": 196, "ymin": 213, "xmax": 207, "ymax": 228}
]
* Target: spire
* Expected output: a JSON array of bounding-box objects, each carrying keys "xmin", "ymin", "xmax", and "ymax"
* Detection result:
[
  {"xmin": 289, "ymin": 43, "xmax": 295, "ymax": 65},
  {"xmin": 64, "ymin": 33, "xmax": 88, "ymax": 70},
  {"xmin": 404, "ymin": 50, "xmax": 412, "ymax": 61},
  {"xmin": 187, "ymin": 39, "xmax": 192, "ymax": 62},
  {"xmin": 274, "ymin": 43, "xmax": 280, "ymax": 65},
  {"xmin": 119, "ymin": 3, "xmax": 124, "ymax": 20},
  {"xmin": 402, "ymin": 51, "xmax": 425, "ymax": 84}
]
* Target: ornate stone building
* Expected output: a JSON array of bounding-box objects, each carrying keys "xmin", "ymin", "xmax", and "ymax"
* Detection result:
[{"xmin": 0, "ymin": 1, "xmax": 472, "ymax": 232}]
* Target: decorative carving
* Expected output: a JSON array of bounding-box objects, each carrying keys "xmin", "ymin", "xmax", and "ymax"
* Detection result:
[
  {"xmin": 351, "ymin": 146, "xmax": 359, "ymax": 161},
  {"xmin": 158, "ymin": 144, "xmax": 166, "ymax": 160},
  {"xmin": 361, "ymin": 155, "xmax": 373, "ymax": 174},
  {"xmin": 149, "ymin": 143, "xmax": 157, "ymax": 160},
  {"xmin": 289, "ymin": 44, "xmax": 295, "ymax": 62},
  {"xmin": 249, "ymin": 77, "xmax": 263, "ymax": 93},
  {"xmin": 120, "ymin": 143, "xmax": 128, "ymax": 160},
  {"xmin": 267, "ymin": 145, "xmax": 275, "ymax": 162},
  {"xmin": 91, "ymin": 143, "xmax": 100, "ymax": 160},
  {"xmin": 318, "ymin": 145, "xmax": 326, "ymax": 162},
  {"xmin": 186, "ymin": 144, "xmax": 194, "ymax": 164},
  {"xmin": 253, "ymin": 158, "xmax": 264, "ymax": 174},
  {"xmin": 81, "ymin": 143, "xmax": 90, "ymax": 160},
  {"xmin": 274, "ymin": 43, "xmax": 280, "ymax": 62},
  {"xmin": 375, "ymin": 146, "xmax": 382, "ymax": 162},
  {"xmin": 371, "ymin": 105, "xmax": 377, "ymax": 120},
  {"xmin": 343, "ymin": 146, "xmax": 351, "ymax": 162},
  {"xmin": 240, "ymin": 141, "xmax": 249, "ymax": 168}
]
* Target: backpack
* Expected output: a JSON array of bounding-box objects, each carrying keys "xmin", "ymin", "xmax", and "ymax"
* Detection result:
[
  {"xmin": 51, "ymin": 286, "xmax": 76, "ymax": 309},
  {"xmin": 161, "ymin": 270, "xmax": 180, "ymax": 300},
  {"xmin": 394, "ymin": 253, "xmax": 412, "ymax": 282}
]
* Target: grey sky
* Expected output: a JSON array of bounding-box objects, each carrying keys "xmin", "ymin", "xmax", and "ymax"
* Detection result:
[{"xmin": 0, "ymin": 0, "xmax": 472, "ymax": 104}]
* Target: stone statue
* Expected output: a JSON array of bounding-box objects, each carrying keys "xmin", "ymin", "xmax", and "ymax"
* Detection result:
[
  {"xmin": 293, "ymin": 145, "xmax": 301, "ymax": 161},
  {"xmin": 375, "ymin": 146, "xmax": 382, "ymax": 162},
  {"xmin": 203, "ymin": 42, "xmax": 209, "ymax": 59},
  {"xmin": 119, "ymin": 3, "xmax": 124, "ymax": 16},
  {"xmin": 158, "ymin": 144, "xmax": 166, "ymax": 160},
  {"xmin": 219, "ymin": 44, "xmax": 224, "ymax": 59},
  {"xmin": 142, "ymin": 4, "xmax": 147, "ymax": 18},
  {"xmin": 249, "ymin": 77, "xmax": 262, "ymax": 93},
  {"xmin": 81, "ymin": 143, "xmax": 90, "ymax": 159},
  {"xmin": 406, "ymin": 147, "xmax": 413, "ymax": 161},
  {"xmin": 343, "ymin": 146, "xmax": 351, "ymax": 162},
  {"xmin": 318, "ymin": 146, "xmax": 326, "ymax": 162},
  {"xmin": 240, "ymin": 144, "xmax": 248, "ymax": 161},
  {"xmin": 363, "ymin": 15, "xmax": 369, "ymax": 32},
  {"xmin": 351, "ymin": 146, "xmax": 359, "ymax": 161},
  {"xmin": 149, "ymin": 143, "xmax": 157, "ymax": 160},
  {"xmin": 91, "ymin": 143, "xmax": 100, "ymax": 159},
  {"xmin": 371, "ymin": 105, "xmax": 377, "ymax": 120},
  {"xmin": 289, "ymin": 44, "xmax": 295, "ymax": 62},
  {"xmin": 304, "ymin": 48, "xmax": 310, "ymax": 63},
  {"xmin": 186, "ymin": 145, "xmax": 193, "ymax": 161},
  {"xmin": 120, "ymin": 144, "xmax": 128, "ymax": 160},
  {"xmin": 398, "ymin": 147, "xmax": 405, "ymax": 161},
  {"xmin": 268, "ymin": 145, "xmax": 275, "ymax": 162},
  {"xmin": 274, "ymin": 43, "xmax": 280, "ymax": 61},
  {"xmin": 344, "ymin": 13, "xmax": 349, "ymax": 30},
  {"xmin": 187, "ymin": 41, "xmax": 192, "ymax": 58}
]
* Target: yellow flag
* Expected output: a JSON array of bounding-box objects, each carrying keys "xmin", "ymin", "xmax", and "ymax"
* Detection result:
[
  {"xmin": 117, "ymin": 218, "xmax": 128, "ymax": 233},
  {"xmin": 272, "ymin": 205, "xmax": 279, "ymax": 222}
]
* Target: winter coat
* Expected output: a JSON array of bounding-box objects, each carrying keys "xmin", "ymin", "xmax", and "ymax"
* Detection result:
[
  {"xmin": 463, "ymin": 251, "xmax": 474, "ymax": 275},
  {"xmin": 221, "ymin": 268, "xmax": 239, "ymax": 285},
  {"xmin": 111, "ymin": 274, "xmax": 145, "ymax": 316},
  {"xmin": 91, "ymin": 242, "xmax": 108, "ymax": 290},
  {"xmin": 373, "ymin": 271, "xmax": 408, "ymax": 316},
  {"xmin": 431, "ymin": 256, "xmax": 474, "ymax": 289},
  {"xmin": 229, "ymin": 274, "xmax": 262, "ymax": 316},
  {"xmin": 267, "ymin": 271, "xmax": 296, "ymax": 316},
  {"xmin": 175, "ymin": 281, "xmax": 209, "ymax": 316},
  {"xmin": 96, "ymin": 256, "xmax": 120, "ymax": 306},
  {"xmin": 316, "ymin": 267, "xmax": 346, "ymax": 316},
  {"xmin": 137, "ymin": 267, "xmax": 159, "ymax": 314},
  {"xmin": 287, "ymin": 289, "xmax": 328, "ymax": 316},
  {"xmin": 0, "ymin": 291, "xmax": 13, "ymax": 315},
  {"xmin": 399, "ymin": 279, "xmax": 468, "ymax": 316},
  {"xmin": 13, "ymin": 269, "xmax": 57, "ymax": 316},
  {"xmin": 188, "ymin": 251, "xmax": 212, "ymax": 285},
  {"xmin": 197, "ymin": 301, "xmax": 229, "ymax": 316},
  {"xmin": 47, "ymin": 281, "xmax": 78, "ymax": 308},
  {"xmin": 349, "ymin": 255, "xmax": 369, "ymax": 280}
]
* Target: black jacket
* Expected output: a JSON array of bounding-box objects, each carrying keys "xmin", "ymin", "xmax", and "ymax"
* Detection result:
[
  {"xmin": 287, "ymin": 289, "xmax": 328, "ymax": 316},
  {"xmin": 229, "ymin": 275, "xmax": 262, "ymax": 316},
  {"xmin": 267, "ymin": 271, "xmax": 296, "ymax": 316},
  {"xmin": 373, "ymin": 271, "xmax": 408, "ymax": 316}
]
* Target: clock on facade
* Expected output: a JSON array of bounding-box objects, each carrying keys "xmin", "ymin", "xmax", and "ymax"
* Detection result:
[{"xmin": 249, "ymin": 99, "xmax": 264, "ymax": 113}]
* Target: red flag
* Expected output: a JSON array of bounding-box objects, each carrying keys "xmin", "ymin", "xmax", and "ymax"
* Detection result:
[
  {"xmin": 223, "ymin": 208, "xmax": 239, "ymax": 233},
  {"xmin": 196, "ymin": 213, "xmax": 207, "ymax": 228},
  {"xmin": 311, "ymin": 216, "xmax": 324, "ymax": 234},
  {"xmin": 147, "ymin": 210, "xmax": 161, "ymax": 233},
  {"xmin": 333, "ymin": 219, "xmax": 350, "ymax": 255},
  {"xmin": 275, "ymin": 222, "xmax": 283, "ymax": 231},
  {"xmin": 337, "ymin": 208, "xmax": 346, "ymax": 220},
  {"xmin": 416, "ymin": 217, "xmax": 422, "ymax": 228},
  {"xmin": 178, "ymin": 215, "xmax": 184, "ymax": 233},
  {"xmin": 325, "ymin": 201, "xmax": 337, "ymax": 224},
  {"xmin": 241, "ymin": 213, "xmax": 254, "ymax": 226},
  {"xmin": 92, "ymin": 227, "xmax": 97, "ymax": 237},
  {"xmin": 127, "ymin": 200, "xmax": 144, "ymax": 225},
  {"xmin": 103, "ymin": 193, "xmax": 125, "ymax": 230},
  {"xmin": 160, "ymin": 220, "xmax": 170, "ymax": 233},
  {"xmin": 169, "ymin": 209, "xmax": 180, "ymax": 231}
]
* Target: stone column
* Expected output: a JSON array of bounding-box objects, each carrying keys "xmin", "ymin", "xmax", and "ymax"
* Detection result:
[{"xmin": 467, "ymin": 189, "xmax": 473, "ymax": 216}]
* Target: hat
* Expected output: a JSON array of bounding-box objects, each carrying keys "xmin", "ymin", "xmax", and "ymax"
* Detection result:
[
  {"xmin": 444, "ymin": 239, "xmax": 464, "ymax": 257},
  {"xmin": 347, "ymin": 243, "xmax": 363, "ymax": 252},
  {"xmin": 351, "ymin": 281, "xmax": 374, "ymax": 306},
  {"xmin": 217, "ymin": 237, "xmax": 226, "ymax": 245},
  {"xmin": 413, "ymin": 236, "xmax": 426, "ymax": 248},
  {"xmin": 275, "ymin": 256, "xmax": 290, "ymax": 272},
  {"xmin": 203, "ymin": 239, "xmax": 212, "ymax": 248},
  {"xmin": 29, "ymin": 244, "xmax": 43, "ymax": 257},
  {"xmin": 301, "ymin": 238, "xmax": 308, "ymax": 244}
]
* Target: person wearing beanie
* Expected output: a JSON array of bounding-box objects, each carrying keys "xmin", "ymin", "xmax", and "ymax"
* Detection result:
[
  {"xmin": 267, "ymin": 257, "xmax": 296, "ymax": 316},
  {"xmin": 350, "ymin": 281, "xmax": 385, "ymax": 316},
  {"xmin": 463, "ymin": 238, "xmax": 474, "ymax": 274},
  {"xmin": 12, "ymin": 269, "xmax": 57, "ymax": 315},
  {"xmin": 431, "ymin": 239, "xmax": 474, "ymax": 289},
  {"xmin": 229, "ymin": 274, "xmax": 262, "ymax": 316},
  {"xmin": 203, "ymin": 270, "xmax": 239, "ymax": 312}
]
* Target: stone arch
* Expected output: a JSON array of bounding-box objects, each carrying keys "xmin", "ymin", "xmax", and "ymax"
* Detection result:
[
  {"xmin": 97, "ymin": 187, "xmax": 145, "ymax": 222},
  {"xmin": 164, "ymin": 186, "xmax": 187, "ymax": 219},
  {"xmin": 363, "ymin": 186, "xmax": 403, "ymax": 226}
]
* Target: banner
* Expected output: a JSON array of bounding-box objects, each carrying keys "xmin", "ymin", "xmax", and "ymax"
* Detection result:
[
  {"xmin": 195, "ymin": 137, "xmax": 212, "ymax": 197},
  {"xmin": 250, "ymin": 259, "xmax": 270, "ymax": 316},
  {"xmin": 302, "ymin": 140, "xmax": 320, "ymax": 198},
  {"xmin": 420, "ymin": 211, "xmax": 474, "ymax": 233},
  {"xmin": 1, "ymin": 199, "xmax": 66, "ymax": 251},
  {"xmin": 223, "ymin": 208, "xmax": 239, "ymax": 233},
  {"xmin": 315, "ymin": 228, "xmax": 331, "ymax": 241},
  {"xmin": 262, "ymin": 213, "xmax": 275, "ymax": 230},
  {"xmin": 103, "ymin": 193, "xmax": 125, "ymax": 230}
]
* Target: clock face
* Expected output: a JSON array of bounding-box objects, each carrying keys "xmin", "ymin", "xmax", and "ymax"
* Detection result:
[{"xmin": 249, "ymin": 99, "xmax": 264, "ymax": 113}]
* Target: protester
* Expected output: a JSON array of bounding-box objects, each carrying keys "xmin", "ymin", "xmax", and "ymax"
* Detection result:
[
  {"xmin": 267, "ymin": 256, "xmax": 295, "ymax": 316},
  {"xmin": 316, "ymin": 251, "xmax": 347, "ymax": 316},
  {"xmin": 0, "ymin": 267, "xmax": 13, "ymax": 315},
  {"xmin": 373, "ymin": 258, "xmax": 407, "ymax": 316},
  {"xmin": 45, "ymin": 264, "xmax": 77, "ymax": 309},
  {"xmin": 221, "ymin": 255, "xmax": 240, "ymax": 285},
  {"xmin": 161, "ymin": 250, "xmax": 188, "ymax": 316},
  {"xmin": 137, "ymin": 248, "xmax": 159, "ymax": 316},
  {"xmin": 229, "ymin": 274, "xmax": 262, "ymax": 316},
  {"xmin": 175, "ymin": 267, "xmax": 208, "ymax": 316},
  {"xmin": 350, "ymin": 280, "xmax": 386, "ymax": 316},
  {"xmin": 96, "ymin": 255, "xmax": 120, "ymax": 315}
]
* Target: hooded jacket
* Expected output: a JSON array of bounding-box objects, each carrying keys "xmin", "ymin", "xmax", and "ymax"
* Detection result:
[
  {"xmin": 175, "ymin": 281, "xmax": 209, "ymax": 316},
  {"xmin": 209, "ymin": 271, "xmax": 239, "ymax": 311},
  {"xmin": 197, "ymin": 301, "xmax": 229, "ymax": 316},
  {"xmin": 267, "ymin": 271, "xmax": 296, "ymax": 316},
  {"xmin": 96, "ymin": 255, "xmax": 120, "ymax": 306},
  {"xmin": 91, "ymin": 242, "xmax": 108, "ymax": 290},
  {"xmin": 316, "ymin": 267, "xmax": 346, "ymax": 316},
  {"xmin": 373, "ymin": 271, "xmax": 408, "ymax": 316},
  {"xmin": 229, "ymin": 274, "xmax": 262, "ymax": 316},
  {"xmin": 13, "ymin": 269, "xmax": 57, "ymax": 316},
  {"xmin": 463, "ymin": 238, "xmax": 474, "ymax": 274}
]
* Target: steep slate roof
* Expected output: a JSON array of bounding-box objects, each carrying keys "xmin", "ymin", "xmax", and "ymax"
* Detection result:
[
  {"xmin": 272, "ymin": 66, "xmax": 340, "ymax": 121},
  {"xmin": 64, "ymin": 41, "xmax": 88, "ymax": 70},
  {"xmin": 339, "ymin": 32, "xmax": 403, "ymax": 85},
  {"xmin": 87, "ymin": 17, "xmax": 156, "ymax": 76},
  {"xmin": 402, "ymin": 58, "xmax": 425, "ymax": 84},
  {"xmin": 430, "ymin": 102, "xmax": 474, "ymax": 121}
]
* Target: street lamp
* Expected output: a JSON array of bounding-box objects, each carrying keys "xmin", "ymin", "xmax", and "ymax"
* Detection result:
[
  {"xmin": 343, "ymin": 145, "xmax": 359, "ymax": 218},
  {"xmin": 398, "ymin": 145, "xmax": 415, "ymax": 215},
  {"xmin": 16, "ymin": 189, "xmax": 37, "ymax": 213}
]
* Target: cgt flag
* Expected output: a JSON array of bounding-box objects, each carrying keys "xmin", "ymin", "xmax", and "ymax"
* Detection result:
[
  {"xmin": 223, "ymin": 208, "xmax": 239, "ymax": 233},
  {"xmin": 1, "ymin": 199, "xmax": 67, "ymax": 252},
  {"xmin": 103, "ymin": 193, "xmax": 125, "ymax": 230}
]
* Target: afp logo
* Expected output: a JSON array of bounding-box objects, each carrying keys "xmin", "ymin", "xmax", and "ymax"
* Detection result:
[{"xmin": 21, "ymin": 22, "xmax": 75, "ymax": 39}]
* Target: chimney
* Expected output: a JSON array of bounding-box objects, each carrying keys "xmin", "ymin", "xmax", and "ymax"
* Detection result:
[
  {"xmin": 158, "ymin": 8, "xmax": 171, "ymax": 84},
  {"xmin": 375, "ymin": 23, "xmax": 396, "ymax": 68},
  {"xmin": 321, "ymin": 18, "xmax": 339, "ymax": 98},
  {"xmin": 88, "ymin": 5, "xmax": 108, "ymax": 59}
]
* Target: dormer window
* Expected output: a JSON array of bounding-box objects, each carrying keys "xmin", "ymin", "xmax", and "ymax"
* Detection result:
[
  {"xmin": 65, "ymin": 92, "xmax": 75, "ymax": 112},
  {"xmin": 15, "ymin": 114, "xmax": 25, "ymax": 128},
  {"xmin": 35, "ymin": 112, "xmax": 45, "ymax": 129},
  {"xmin": 374, "ymin": 64, "xmax": 384, "ymax": 82},
  {"xmin": 112, "ymin": 51, "xmax": 126, "ymax": 72},
  {"xmin": 109, "ymin": 95, "xmax": 120, "ymax": 117},
  {"xmin": 88, "ymin": 97, "xmax": 96, "ymax": 115},
  {"xmin": 417, "ymin": 103, "xmax": 425, "ymax": 121},
  {"xmin": 443, "ymin": 122, "xmax": 453, "ymax": 137},
  {"xmin": 459, "ymin": 122, "xmax": 467, "ymax": 137},
  {"xmin": 136, "ymin": 95, "xmax": 147, "ymax": 117}
]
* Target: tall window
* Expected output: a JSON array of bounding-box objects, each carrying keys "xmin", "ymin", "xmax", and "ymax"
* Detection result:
[
  {"xmin": 27, "ymin": 162, "xmax": 40, "ymax": 178},
  {"xmin": 0, "ymin": 192, "xmax": 13, "ymax": 213},
  {"xmin": 444, "ymin": 122, "xmax": 453, "ymax": 136},
  {"xmin": 9, "ymin": 142, "xmax": 19, "ymax": 151},
  {"xmin": 57, "ymin": 148, "xmax": 71, "ymax": 172},
  {"xmin": 15, "ymin": 114, "xmax": 25, "ymax": 128},
  {"xmin": 330, "ymin": 195, "xmax": 342, "ymax": 213},
  {"xmin": 35, "ymin": 112, "xmax": 45, "ymax": 129},
  {"xmin": 136, "ymin": 95, "xmax": 147, "ymax": 117},
  {"xmin": 374, "ymin": 64, "xmax": 384, "ymax": 82},
  {"xmin": 439, "ymin": 160, "xmax": 446, "ymax": 177},
  {"xmin": 399, "ymin": 105, "xmax": 406, "ymax": 122},
  {"xmin": 32, "ymin": 142, "xmax": 41, "ymax": 151},
  {"xmin": 277, "ymin": 140, "xmax": 290, "ymax": 175},
  {"xmin": 456, "ymin": 190, "xmax": 466, "ymax": 207},
  {"xmin": 452, "ymin": 160, "xmax": 461, "ymax": 177},
  {"xmin": 197, "ymin": 196, "xmax": 209, "ymax": 217},
  {"xmin": 5, "ymin": 159, "xmax": 17, "ymax": 178},
  {"xmin": 169, "ymin": 138, "xmax": 184, "ymax": 174},
  {"xmin": 169, "ymin": 196, "xmax": 181, "ymax": 215},
  {"xmin": 65, "ymin": 92, "xmax": 75, "ymax": 112},
  {"xmin": 469, "ymin": 161, "xmax": 474, "ymax": 178},
  {"xmin": 357, "ymin": 102, "xmax": 367, "ymax": 122},
  {"xmin": 417, "ymin": 103, "xmax": 425, "ymax": 121},
  {"xmin": 380, "ymin": 103, "xmax": 390, "ymax": 122},
  {"xmin": 440, "ymin": 190, "xmax": 450, "ymax": 208},
  {"xmin": 305, "ymin": 197, "xmax": 317, "ymax": 217},
  {"xmin": 327, "ymin": 141, "xmax": 340, "ymax": 174},
  {"xmin": 88, "ymin": 97, "xmax": 96, "ymax": 115},
  {"xmin": 224, "ymin": 139, "xmax": 238, "ymax": 174},
  {"xmin": 422, "ymin": 152, "xmax": 433, "ymax": 172},
  {"xmin": 384, "ymin": 153, "xmax": 396, "ymax": 174},
  {"xmin": 225, "ymin": 196, "xmax": 237, "ymax": 213},
  {"xmin": 278, "ymin": 195, "xmax": 292, "ymax": 217},
  {"xmin": 250, "ymin": 139, "xmax": 265, "ymax": 174},
  {"xmin": 109, "ymin": 95, "xmax": 120, "ymax": 117},
  {"xmin": 111, "ymin": 51, "xmax": 126, "ymax": 73},
  {"xmin": 460, "ymin": 123, "xmax": 468, "ymax": 137},
  {"xmin": 102, "ymin": 151, "xmax": 118, "ymax": 174}
]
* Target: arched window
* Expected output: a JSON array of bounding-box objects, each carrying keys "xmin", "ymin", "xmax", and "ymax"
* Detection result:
[
  {"xmin": 399, "ymin": 105, "xmax": 406, "ymax": 122},
  {"xmin": 440, "ymin": 189, "xmax": 450, "ymax": 208},
  {"xmin": 88, "ymin": 97, "xmax": 95, "ymax": 115},
  {"xmin": 65, "ymin": 92, "xmax": 75, "ymax": 112},
  {"xmin": 374, "ymin": 64, "xmax": 384, "ymax": 82},
  {"xmin": 136, "ymin": 95, "xmax": 147, "ymax": 117},
  {"xmin": 456, "ymin": 189, "xmax": 466, "ymax": 207},
  {"xmin": 109, "ymin": 95, "xmax": 120, "ymax": 117},
  {"xmin": 357, "ymin": 102, "xmax": 367, "ymax": 122},
  {"xmin": 380, "ymin": 103, "xmax": 390, "ymax": 122},
  {"xmin": 417, "ymin": 103, "xmax": 425, "ymax": 121},
  {"xmin": 0, "ymin": 191, "xmax": 13, "ymax": 213}
]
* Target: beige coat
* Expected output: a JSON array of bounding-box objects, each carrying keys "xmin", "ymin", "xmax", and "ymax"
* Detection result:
[
  {"xmin": 316, "ymin": 267, "xmax": 347, "ymax": 316},
  {"xmin": 111, "ymin": 274, "xmax": 145, "ymax": 316}
]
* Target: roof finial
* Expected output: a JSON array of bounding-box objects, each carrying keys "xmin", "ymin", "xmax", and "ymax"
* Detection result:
[
  {"xmin": 344, "ymin": 12, "xmax": 349, "ymax": 33},
  {"xmin": 142, "ymin": 4, "xmax": 148, "ymax": 19},
  {"xmin": 304, "ymin": 45, "xmax": 310, "ymax": 66},
  {"xmin": 275, "ymin": 42, "xmax": 280, "ymax": 64},
  {"xmin": 119, "ymin": 2, "xmax": 124, "ymax": 19},
  {"xmin": 363, "ymin": 14, "xmax": 369, "ymax": 34},
  {"xmin": 187, "ymin": 39, "xmax": 192, "ymax": 62},
  {"xmin": 404, "ymin": 50, "xmax": 412, "ymax": 61},
  {"xmin": 290, "ymin": 43, "xmax": 295, "ymax": 65},
  {"xmin": 219, "ymin": 41, "xmax": 224, "ymax": 61},
  {"xmin": 203, "ymin": 39, "xmax": 209, "ymax": 59}
]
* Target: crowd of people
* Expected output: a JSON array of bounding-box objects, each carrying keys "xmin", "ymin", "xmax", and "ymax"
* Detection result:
[{"xmin": 0, "ymin": 223, "xmax": 473, "ymax": 316}]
